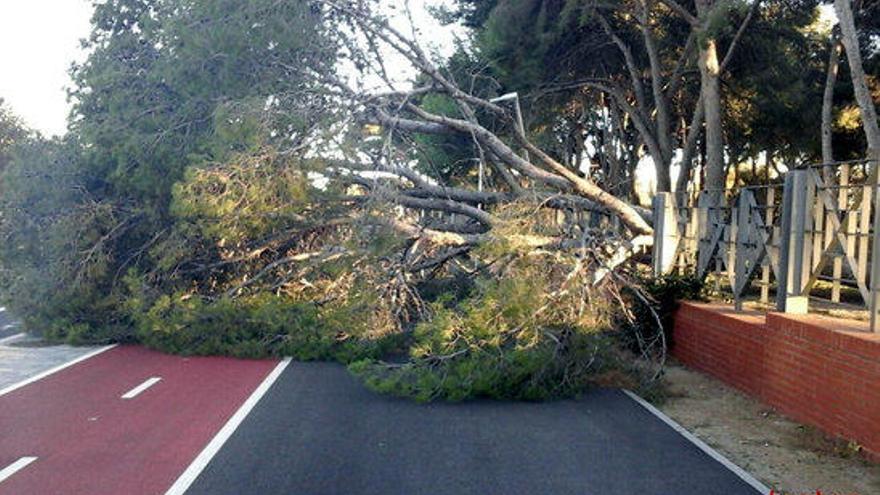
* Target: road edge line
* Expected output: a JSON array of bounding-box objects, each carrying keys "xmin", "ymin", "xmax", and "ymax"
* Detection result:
[
  {"xmin": 0, "ymin": 333, "xmax": 26, "ymax": 346},
  {"xmin": 165, "ymin": 357, "xmax": 292, "ymax": 495},
  {"xmin": 0, "ymin": 344, "xmax": 118, "ymax": 398},
  {"xmin": 622, "ymin": 389, "xmax": 770, "ymax": 495}
]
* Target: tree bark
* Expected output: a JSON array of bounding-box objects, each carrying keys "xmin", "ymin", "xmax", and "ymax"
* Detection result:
[
  {"xmin": 675, "ymin": 95, "xmax": 705, "ymax": 194},
  {"xmin": 834, "ymin": 0, "xmax": 880, "ymax": 151},
  {"xmin": 697, "ymin": 34, "xmax": 724, "ymax": 199},
  {"xmin": 822, "ymin": 34, "xmax": 841, "ymax": 167},
  {"xmin": 639, "ymin": 0, "xmax": 674, "ymax": 192}
]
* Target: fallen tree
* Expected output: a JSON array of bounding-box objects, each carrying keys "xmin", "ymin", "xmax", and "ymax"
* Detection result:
[{"xmin": 1, "ymin": 0, "xmax": 670, "ymax": 400}]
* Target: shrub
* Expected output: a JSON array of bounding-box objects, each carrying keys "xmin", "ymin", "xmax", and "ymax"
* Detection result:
[
  {"xmin": 617, "ymin": 272, "xmax": 705, "ymax": 357},
  {"xmin": 349, "ymin": 260, "xmax": 628, "ymax": 402},
  {"xmin": 0, "ymin": 138, "xmax": 137, "ymax": 344},
  {"xmin": 129, "ymin": 290, "xmax": 402, "ymax": 362}
]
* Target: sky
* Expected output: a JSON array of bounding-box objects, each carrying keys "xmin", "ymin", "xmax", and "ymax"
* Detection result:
[
  {"xmin": 0, "ymin": 1, "xmax": 93, "ymax": 137},
  {"xmin": 0, "ymin": 1, "xmax": 838, "ymax": 140},
  {"xmin": 0, "ymin": 0, "xmax": 460, "ymax": 138}
]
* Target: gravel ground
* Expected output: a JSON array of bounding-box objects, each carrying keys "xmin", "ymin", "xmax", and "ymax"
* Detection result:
[{"xmin": 657, "ymin": 361, "xmax": 880, "ymax": 495}]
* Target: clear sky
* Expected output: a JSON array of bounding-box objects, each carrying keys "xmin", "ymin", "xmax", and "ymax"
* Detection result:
[{"xmin": 0, "ymin": 1, "xmax": 93, "ymax": 137}]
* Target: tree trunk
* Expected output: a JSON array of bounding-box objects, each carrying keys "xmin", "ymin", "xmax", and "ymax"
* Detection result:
[
  {"xmin": 834, "ymin": 0, "xmax": 880, "ymax": 151},
  {"xmin": 655, "ymin": 154, "xmax": 672, "ymax": 193},
  {"xmin": 640, "ymin": 0, "xmax": 674, "ymax": 192},
  {"xmin": 693, "ymin": 0, "xmax": 725, "ymax": 203},
  {"xmin": 675, "ymin": 96, "xmax": 705, "ymax": 195},
  {"xmin": 698, "ymin": 36, "xmax": 724, "ymax": 198},
  {"xmin": 822, "ymin": 35, "xmax": 841, "ymax": 166}
]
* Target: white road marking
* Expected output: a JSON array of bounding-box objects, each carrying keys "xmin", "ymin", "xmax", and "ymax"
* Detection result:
[
  {"xmin": 623, "ymin": 390, "xmax": 770, "ymax": 494},
  {"xmin": 165, "ymin": 358, "xmax": 291, "ymax": 495},
  {"xmin": 0, "ymin": 345, "xmax": 117, "ymax": 398},
  {"xmin": 121, "ymin": 376, "xmax": 162, "ymax": 399},
  {"xmin": 0, "ymin": 333, "xmax": 25, "ymax": 346},
  {"xmin": 0, "ymin": 457, "xmax": 38, "ymax": 484}
]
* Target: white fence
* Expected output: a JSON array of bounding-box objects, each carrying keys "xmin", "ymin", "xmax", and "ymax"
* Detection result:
[{"xmin": 652, "ymin": 151, "xmax": 880, "ymax": 332}]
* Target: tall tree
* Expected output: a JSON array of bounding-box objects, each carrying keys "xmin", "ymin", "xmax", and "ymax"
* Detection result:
[
  {"xmin": 657, "ymin": 0, "xmax": 763, "ymax": 197},
  {"xmin": 0, "ymin": 98, "xmax": 29, "ymax": 174},
  {"xmin": 834, "ymin": 0, "xmax": 880, "ymax": 151},
  {"xmin": 0, "ymin": 0, "xmax": 334, "ymax": 341}
]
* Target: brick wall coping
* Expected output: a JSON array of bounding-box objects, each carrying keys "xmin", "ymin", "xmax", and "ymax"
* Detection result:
[{"xmin": 677, "ymin": 301, "xmax": 880, "ymax": 362}]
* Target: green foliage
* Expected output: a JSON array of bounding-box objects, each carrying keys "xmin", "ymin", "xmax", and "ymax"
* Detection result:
[
  {"xmin": 720, "ymin": 0, "xmax": 826, "ymax": 162},
  {"xmin": 701, "ymin": 0, "xmax": 750, "ymax": 45},
  {"xmin": 618, "ymin": 273, "xmax": 706, "ymax": 356},
  {"xmin": 0, "ymin": 0, "xmax": 336, "ymax": 345},
  {"xmin": 350, "ymin": 262, "xmax": 626, "ymax": 402},
  {"xmin": 172, "ymin": 149, "xmax": 312, "ymax": 244},
  {"xmin": 128, "ymin": 286, "xmax": 399, "ymax": 362},
  {"xmin": 415, "ymin": 273, "xmax": 476, "ymax": 308},
  {"xmin": 0, "ymin": 98, "xmax": 30, "ymax": 173},
  {"xmin": 0, "ymin": 137, "xmax": 133, "ymax": 343}
]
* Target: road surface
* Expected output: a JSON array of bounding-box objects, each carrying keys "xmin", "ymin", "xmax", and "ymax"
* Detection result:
[
  {"xmin": 186, "ymin": 361, "xmax": 762, "ymax": 495},
  {"xmin": 0, "ymin": 345, "xmax": 766, "ymax": 494}
]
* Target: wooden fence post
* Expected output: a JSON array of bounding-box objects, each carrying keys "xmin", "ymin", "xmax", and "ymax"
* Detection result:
[
  {"xmin": 734, "ymin": 190, "xmax": 750, "ymax": 311},
  {"xmin": 652, "ymin": 192, "xmax": 679, "ymax": 277},
  {"xmin": 776, "ymin": 170, "xmax": 811, "ymax": 313},
  {"xmin": 869, "ymin": 149, "xmax": 880, "ymax": 332},
  {"xmin": 776, "ymin": 174, "xmax": 792, "ymax": 311},
  {"xmin": 783, "ymin": 170, "xmax": 811, "ymax": 314},
  {"xmin": 831, "ymin": 163, "xmax": 850, "ymax": 302},
  {"xmin": 760, "ymin": 187, "xmax": 775, "ymax": 304}
]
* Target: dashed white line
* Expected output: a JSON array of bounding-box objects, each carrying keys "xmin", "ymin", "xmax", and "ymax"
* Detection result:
[
  {"xmin": 121, "ymin": 377, "xmax": 162, "ymax": 399},
  {"xmin": 165, "ymin": 358, "xmax": 291, "ymax": 495},
  {"xmin": 0, "ymin": 457, "xmax": 38, "ymax": 484},
  {"xmin": 0, "ymin": 345, "xmax": 117, "ymax": 398}
]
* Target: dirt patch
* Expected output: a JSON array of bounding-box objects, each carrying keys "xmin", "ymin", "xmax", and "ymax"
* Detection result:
[{"xmin": 656, "ymin": 361, "xmax": 880, "ymax": 495}]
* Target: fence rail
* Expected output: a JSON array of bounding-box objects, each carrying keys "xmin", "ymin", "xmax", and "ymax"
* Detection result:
[{"xmin": 653, "ymin": 150, "xmax": 880, "ymax": 332}]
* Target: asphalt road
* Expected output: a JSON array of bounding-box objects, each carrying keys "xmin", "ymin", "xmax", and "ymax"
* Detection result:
[
  {"xmin": 0, "ymin": 346, "xmax": 278, "ymax": 495},
  {"xmin": 187, "ymin": 362, "xmax": 761, "ymax": 495}
]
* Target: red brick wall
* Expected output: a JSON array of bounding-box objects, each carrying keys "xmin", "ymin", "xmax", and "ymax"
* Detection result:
[{"xmin": 672, "ymin": 302, "xmax": 880, "ymax": 461}]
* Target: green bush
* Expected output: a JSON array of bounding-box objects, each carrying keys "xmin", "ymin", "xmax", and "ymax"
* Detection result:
[
  {"xmin": 129, "ymin": 291, "xmax": 401, "ymax": 362},
  {"xmin": 0, "ymin": 138, "xmax": 136, "ymax": 344},
  {"xmin": 618, "ymin": 272, "xmax": 705, "ymax": 356},
  {"xmin": 350, "ymin": 268, "xmax": 625, "ymax": 402}
]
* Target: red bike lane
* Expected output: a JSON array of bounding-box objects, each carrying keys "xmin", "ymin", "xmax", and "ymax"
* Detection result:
[{"xmin": 0, "ymin": 345, "xmax": 280, "ymax": 495}]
